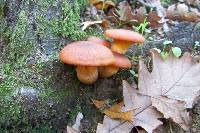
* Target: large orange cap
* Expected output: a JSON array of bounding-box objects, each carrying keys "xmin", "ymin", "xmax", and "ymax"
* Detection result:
[
  {"xmin": 112, "ymin": 52, "xmax": 131, "ymax": 68},
  {"xmin": 104, "ymin": 29, "xmax": 145, "ymax": 43},
  {"xmin": 59, "ymin": 41, "xmax": 115, "ymax": 66},
  {"xmin": 87, "ymin": 36, "xmax": 111, "ymax": 47}
]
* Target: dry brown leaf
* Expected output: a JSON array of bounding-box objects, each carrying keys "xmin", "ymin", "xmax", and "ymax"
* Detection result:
[
  {"xmin": 139, "ymin": 50, "xmax": 200, "ymax": 108},
  {"xmin": 90, "ymin": 0, "xmax": 115, "ymax": 10},
  {"xmin": 96, "ymin": 115, "xmax": 134, "ymax": 133},
  {"xmin": 147, "ymin": 11, "xmax": 162, "ymax": 28},
  {"xmin": 96, "ymin": 50, "xmax": 200, "ymax": 133},
  {"xmin": 96, "ymin": 81, "xmax": 163, "ymax": 133},
  {"xmin": 122, "ymin": 81, "xmax": 163, "ymax": 133},
  {"xmin": 81, "ymin": 20, "xmax": 109, "ymax": 31},
  {"xmin": 167, "ymin": 3, "xmax": 200, "ymax": 22},
  {"xmin": 138, "ymin": 50, "xmax": 200, "ymax": 130},
  {"xmin": 92, "ymin": 99, "xmax": 134, "ymax": 121},
  {"xmin": 115, "ymin": 1, "xmax": 136, "ymax": 22},
  {"xmin": 151, "ymin": 97, "xmax": 191, "ymax": 130}
]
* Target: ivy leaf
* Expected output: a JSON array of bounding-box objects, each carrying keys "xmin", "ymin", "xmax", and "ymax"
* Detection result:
[{"xmin": 172, "ymin": 47, "xmax": 182, "ymax": 58}]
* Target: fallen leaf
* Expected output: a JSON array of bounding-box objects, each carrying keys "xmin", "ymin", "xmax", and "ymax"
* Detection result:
[
  {"xmin": 114, "ymin": 1, "xmax": 146, "ymax": 24},
  {"xmin": 66, "ymin": 112, "xmax": 83, "ymax": 133},
  {"xmin": 122, "ymin": 81, "xmax": 163, "ymax": 133},
  {"xmin": 72, "ymin": 112, "xmax": 83, "ymax": 131},
  {"xmin": 92, "ymin": 99, "xmax": 134, "ymax": 121},
  {"xmin": 147, "ymin": 11, "xmax": 162, "ymax": 28},
  {"xmin": 151, "ymin": 97, "xmax": 191, "ymax": 130},
  {"xmin": 67, "ymin": 126, "xmax": 80, "ymax": 133},
  {"xmin": 96, "ymin": 81, "xmax": 163, "ymax": 133},
  {"xmin": 81, "ymin": 20, "xmax": 108, "ymax": 31},
  {"xmin": 115, "ymin": 1, "xmax": 136, "ymax": 22},
  {"xmin": 167, "ymin": 3, "xmax": 200, "ymax": 22},
  {"xmin": 96, "ymin": 115, "xmax": 134, "ymax": 133},
  {"xmin": 90, "ymin": 0, "xmax": 115, "ymax": 10},
  {"xmin": 96, "ymin": 50, "xmax": 200, "ymax": 133},
  {"xmin": 139, "ymin": 50, "xmax": 200, "ymax": 108},
  {"xmin": 138, "ymin": 50, "xmax": 200, "ymax": 129}
]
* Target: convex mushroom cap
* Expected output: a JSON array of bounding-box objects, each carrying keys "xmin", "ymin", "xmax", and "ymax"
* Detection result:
[
  {"xmin": 105, "ymin": 29, "xmax": 145, "ymax": 54},
  {"xmin": 59, "ymin": 41, "xmax": 115, "ymax": 84}
]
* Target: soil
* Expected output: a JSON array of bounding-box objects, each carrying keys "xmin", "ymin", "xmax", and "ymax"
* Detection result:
[{"xmin": 1, "ymin": 0, "xmax": 200, "ymax": 133}]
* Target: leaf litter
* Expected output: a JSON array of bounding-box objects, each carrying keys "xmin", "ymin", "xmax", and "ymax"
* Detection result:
[{"xmin": 96, "ymin": 50, "xmax": 200, "ymax": 133}]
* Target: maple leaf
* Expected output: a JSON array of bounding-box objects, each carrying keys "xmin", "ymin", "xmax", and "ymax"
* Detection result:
[
  {"xmin": 96, "ymin": 50, "xmax": 200, "ymax": 133},
  {"xmin": 96, "ymin": 81, "xmax": 163, "ymax": 133},
  {"xmin": 139, "ymin": 50, "xmax": 200, "ymax": 108},
  {"xmin": 138, "ymin": 50, "xmax": 200, "ymax": 130}
]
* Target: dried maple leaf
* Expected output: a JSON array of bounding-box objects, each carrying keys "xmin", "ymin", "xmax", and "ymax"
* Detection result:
[
  {"xmin": 92, "ymin": 99, "xmax": 134, "ymax": 121},
  {"xmin": 96, "ymin": 115, "xmax": 133, "ymax": 133},
  {"xmin": 139, "ymin": 50, "xmax": 200, "ymax": 108},
  {"xmin": 96, "ymin": 81, "xmax": 163, "ymax": 133},
  {"xmin": 151, "ymin": 97, "xmax": 191, "ymax": 130},
  {"xmin": 138, "ymin": 50, "xmax": 200, "ymax": 130},
  {"xmin": 96, "ymin": 50, "xmax": 200, "ymax": 133}
]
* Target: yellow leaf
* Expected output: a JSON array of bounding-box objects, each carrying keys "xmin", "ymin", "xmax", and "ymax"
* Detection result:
[
  {"xmin": 104, "ymin": 108, "xmax": 134, "ymax": 122},
  {"xmin": 92, "ymin": 99, "xmax": 134, "ymax": 121},
  {"xmin": 90, "ymin": 0, "xmax": 115, "ymax": 10}
]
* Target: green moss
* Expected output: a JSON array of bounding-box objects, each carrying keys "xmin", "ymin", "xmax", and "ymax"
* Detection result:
[
  {"xmin": 6, "ymin": 10, "xmax": 33, "ymax": 62},
  {"xmin": 36, "ymin": 0, "xmax": 101, "ymax": 41},
  {"xmin": 0, "ymin": 0, "xmax": 102, "ymax": 132}
]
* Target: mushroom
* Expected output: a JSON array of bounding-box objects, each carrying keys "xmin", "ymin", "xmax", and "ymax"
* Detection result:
[
  {"xmin": 104, "ymin": 29, "xmax": 145, "ymax": 54},
  {"xmin": 59, "ymin": 41, "xmax": 115, "ymax": 84},
  {"xmin": 98, "ymin": 52, "xmax": 131, "ymax": 78},
  {"xmin": 87, "ymin": 36, "xmax": 111, "ymax": 47}
]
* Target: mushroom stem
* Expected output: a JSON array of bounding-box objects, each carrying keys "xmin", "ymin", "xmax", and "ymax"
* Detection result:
[
  {"xmin": 76, "ymin": 66, "xmax": 98, "ymax": 84},
  {"xmin": 111, "ymin": 40, "xmax": 133, "ymax": 54},
  {"xmin": 98, "ymin": 65, "xmax": 119, "ymax": 78}
]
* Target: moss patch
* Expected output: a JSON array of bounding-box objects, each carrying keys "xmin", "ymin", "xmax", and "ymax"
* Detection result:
[{"xmin": 0, "ymin": 0, "xmax": 103, "ymax": 132}]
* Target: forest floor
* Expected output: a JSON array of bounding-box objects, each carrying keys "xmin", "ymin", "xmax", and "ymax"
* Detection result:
[{"xmin": 0, "ymin": 0, "xmax": 200, "ymax": 133}]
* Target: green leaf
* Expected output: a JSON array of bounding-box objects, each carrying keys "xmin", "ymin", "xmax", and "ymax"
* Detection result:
[
  {"xmin": 160, "ymin": 51, "xmax": 169, "ymax": 60},
  {"xmin": 163, "ymin": 40, "xmax": 172, "ymax": 45},
  {"xmin": 172, "ymin": 47, "xmax": 182, "ymax": 58}
]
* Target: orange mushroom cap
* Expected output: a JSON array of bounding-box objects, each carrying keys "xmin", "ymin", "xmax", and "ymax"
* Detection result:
[
  {"xmin": 104, "ymin": 29, "xmax": 145, "ymax": 43},
  {"xmin": 112, "ymin": 52, "xmax": 131, "ymax": 68},
  {"xmin": 87, "ymin": 36, "xmax": 111, "ymax": 47},
  {"xmin": 59, "ymin": 41, "xmax": 115, "ymax": 66}
]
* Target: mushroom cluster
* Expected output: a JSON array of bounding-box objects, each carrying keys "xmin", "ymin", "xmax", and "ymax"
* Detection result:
[{"xmin": 59, "ymin": 29, "xmax": 145, "ymax": 84}]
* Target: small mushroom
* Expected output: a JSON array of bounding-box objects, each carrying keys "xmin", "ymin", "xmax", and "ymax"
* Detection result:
[
  {"xmin": 59, "ymin": 41, "xmax": 115, "ymax": 84},
  {"xmin": 98, "ymin": 52, "xmax": 131, "ymax": 78},
  {"xmin": 87, "ymin": 36, "xmax": 111, "ymax": 47},
  {"xmin": 104, "ymin": 29, "xmax": 145, "ymax": 54}
]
